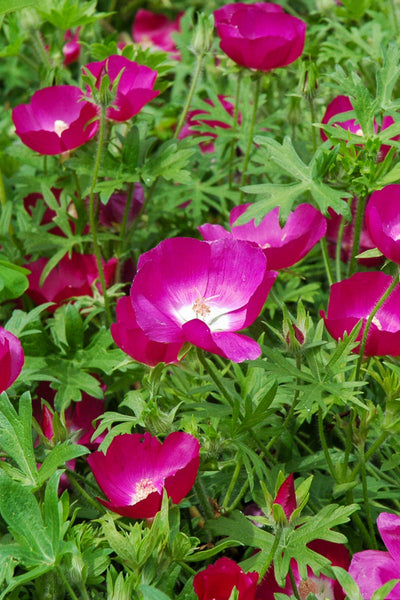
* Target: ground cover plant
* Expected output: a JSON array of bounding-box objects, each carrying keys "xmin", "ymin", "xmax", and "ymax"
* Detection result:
[{"xmin": 2, "ymin": 0, "xmax": 400, "ymax": 598}]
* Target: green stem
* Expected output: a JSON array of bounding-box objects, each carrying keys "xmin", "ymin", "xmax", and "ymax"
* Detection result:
[
  {"xmin": 196, "ymin": 348, "xmax": 234, "ymax": 408},
  {"xmin": 193, "ymin": 477, "xmax": 214, "ymax": 520},
  {"xmin": 239, "ymin": 74, "xmax": 263, "ymax": 201},
  {"xmin": 115, "ymin": 181, "xmax": 135, "ymax": 282},
  {"xmin": 258, "ymin": 529, "xmax": 282, "ymax": 580},
  {"xmin": 57, "ymin": 567, "xmax": 80, "ymax": 600},
  {"xmin": 88, "ymin": 104, "xmax": 112, "ymax": 325},
  {"xmin": 32, "ymin": 29, "xmax": 52, "ymax": 70},
  {"xmin": 359, "ymin": 443, "xmax": 378, "ymax": 549},
  {"xmin": 335, "ymin": 214, "xmax": 347, "ymax": 282},
  {"xmin": 347, "ymin": 193, "xmax": 366, "ymax": 278},
  {"xmin": 222, "ymin": 458, "xmax": 242, "ymax": 509},
  {"xmin": 288, "ymin": 565, "xmax": 301, "ymax": 600},
  {"xmin": 342, "ymin": 409, "xmax": 354, "ymax": 474},
  {"xmin": 389, "ymin": 0, "xmax": 400, "ymax": 34},
  {"xmin": 320, "ymin": 237, "xmax": 334, "ymax": 287},
  {"xmin": 227, "ymin": 477, "xmax": 250, "ymax": 512},
  {"xmin": 351, "ymin": 430, "xmax": 391, "ymax": 479},
  {"xmin": 66, "ymin": 469, "xmax": 107, "ymax": 514},
  {"xmin": 318, "ymin": 406, "xmax": 338, "ymax": 482},
  {"xmin": 228, "ymin": 69, "xmax": 243, "ymax": 188},
  {"xmin": 174, "ymin": 52, "xmax": 205, "ymax": 139},
  {"xmin": 355, "ymin": 270, "xmax": 400, "ymax": 380}
]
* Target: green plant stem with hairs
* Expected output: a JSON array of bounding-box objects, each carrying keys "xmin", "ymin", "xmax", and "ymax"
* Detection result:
[{"xmin": 239, "ymin": 74, "xmax": 263, "ymax": 202}]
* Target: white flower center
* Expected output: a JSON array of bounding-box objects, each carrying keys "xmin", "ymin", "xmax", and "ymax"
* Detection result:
[
  {"xmin": 298, "ymin": 577, "xmax": 334, "ymax": 600},
  {"xmin": 354, "ymin": 127, "xmax": 363, "ymax": 136},
  {"xmin": 192, "ymin": 297, "xmax": 211, "ymax": 319},
  {"xmin": 174, "ymin": 292, "xmax": 231, "ymax": 332},
  {"xmin": 54, "ymin": 119, "xmax": 69, "ymax": 136},
  {"xmin": 372, "ymin": 316, "xmax": 383, "ymax": 330},
  {"xmin": 131, "ymin": 478, "xmax": 158, "ymax": 503}
]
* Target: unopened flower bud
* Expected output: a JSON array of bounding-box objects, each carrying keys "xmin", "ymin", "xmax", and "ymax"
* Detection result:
[{"xmin": 191, "ymin": 13, "xmax": 214, "ymax": 55}]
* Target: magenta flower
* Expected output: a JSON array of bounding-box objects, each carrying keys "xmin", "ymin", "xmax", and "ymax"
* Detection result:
[
  {"xmin": 321, "ymin": 95, "xmax": 398, "ymax": 159},
  {"xmin": 132, "ymin": 9, "xmax": 182, "ymax": 56},
  {"xmin": 199, "ymin": 204, "xmax": 327, "ymax": 270},
  {"xmin": 193, "ymin": 557, "xmax": 258, "ymax": 600},
  {"xmin": 349, "ymin": 512, "xmax": 400, "ymax": 600},
  {"xmin": 365, "ymin": 184, "xmax": 400, "ymax": 264},
  {"xmin": 24, "ymin": 252, "xmax": 117, "ymax": 311},
  {"xmin": 256, "ymin": 540, "xmax": 350, "ymax": 600},
  {"xmin": 111, "ymin": 296, "xmax": 182, "ymax": 366},
  {"xmin": 214, "ymin": 3, "xmax": 306, "ymax": 72},
  {"xmin": 274, "ymin": 473, "xmax": 297, "ymax": 520},
  {"xmin": 0, "ymin": 327, "xmax": 24, "ymax": 393},
  {"xmin": 178, "ymin": 95, "xmax": 240, "ymax": 153},
  {"xmin": 96, "ymin": 184, "xmax": 144, "ymax": 228},
  {"xmin": 321, "ymin": 271, "xmax": 400, "ymax": 357},
  {"xmin": 84, "ymin": 55, "xmax": 159, "ymax": 122},
  {"xmin": 12, "ymin": 85, "xmax": 99, "ymax": 155},
  {"xmin": 63, "ymin": 28, "xmax": 80, "ymax": 66},
  {"xmin": 87, "ymin": 431, "xmax": 200, "ymax": 519},
  {"xmin": 130, "ymin": 237, "xmax": 277, "ymax": 363}
]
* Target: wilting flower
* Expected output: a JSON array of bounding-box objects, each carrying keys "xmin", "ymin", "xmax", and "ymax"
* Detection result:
[
  {"xmin": 349, "ymin": 512, "xmax": 400, "ymax": 600},
  {"xmin": 87, "ymin": 431, "xmax": 200, "ymax": 519},
  {"xmin": 199, "ymin": 204, "xmax": 327, "ymax": 270},
  {"xmin": 111, "ymin": 296, "xmax": 182, "ymax": 366},
  {"xmin": 63, "ymin": 28, "xmax": 81, "ymax": 66},
  {"xmin": 0, "ymin": 328, "xmax": 24, "ymax": 393},
  {"xmin": 12, "ymin": 85, "xmax": 99, "ymax": 155},
  {"xmin": 24, "ymin": 252, "xmax": 117, "ymax": 311},
  {"xmin": 321, "ymin": 95, "xmax": 398, "ymax": 159},
  {"xmin": 130, "ymin": 237, "xmax": 277, "ymax": 363},
  {"xmin": 214, "ymin": 3, "xmax": 306, "ymax": 72},
  {"xmin": 178, "ymin": 95, "xmax": 240, "ymax": 153},
  {"xmin": 84, "ymin": 55, "xmax": 159, "ymax": 122},
  {"xmin": 321, "ymin": 271, "xmax": 400, "ymax": 357},
  {"xmin": 132, "ymin": 9, "xmax": 182, "ymax": 57},
  {"xmin": 194, "ymin": 557, "xmax": 258, "ymax": 600},
  {"xmin": 256, "ymin": 540, "xmax": 350, "ymax": 600},
  {"xmin": 365, "ymin": 184, "xmax": 400, "ymax": 264}
]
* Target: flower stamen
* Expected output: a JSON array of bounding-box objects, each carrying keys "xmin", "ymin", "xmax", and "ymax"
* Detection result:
[{"xmin": 132, "ymin": 478, "xmax": 158, "ymax": 503}]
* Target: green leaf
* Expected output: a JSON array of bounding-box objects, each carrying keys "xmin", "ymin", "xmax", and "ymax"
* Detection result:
[
  {"xmin": 141, "ymin": 140, "xmax": 196, "ymax": 185},
  {"xmin": 0, "ymin": 0, "xmax": 36, "ymax": 15},
  {"xmin": 376, "ymin": 43, "xmax": 400, "ymax": 110},
  {"xmin": 36, "ymin": 443, "xmax": 89, "ymax": 487},
  {"xmin": 139, "ymin": 586, "xmax": 172, "ymax": 600},
  {"xmin": 331, "ymin": 567, "xmax": 363, "ymax": 600},
  {"xmin": 0, "ymin": 259, "xmax": 29, "ymax": 302}
]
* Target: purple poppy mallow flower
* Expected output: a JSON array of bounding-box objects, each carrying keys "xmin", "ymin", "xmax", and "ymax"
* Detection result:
[
  {"xmin": 0, "ymin": 328, "xmax": 24, "ymax": 394},
  {"xmin": 131, "ymin": 237, "xmax": 277, "ymax": 363},
  {"xmin": 321, "ymin": 95, "xmax": 398, "ymax": 160},
  {"xmin": 193, "ymin": 557, "xmax": 258, "ymax": 600},
  {"xmin": 12, "ymin": 85, "xmax": 99, "ymax": 155},
  {"xmin": 63, "ymin": 28, "xmax": 81, "ymax": 66},
  {"xmin": 111, "ymin": 296, "xmax": 182, "ymax": 366},
  {"xmin": 87, "ymin": 431, "xmax": 200, "ymax": 519},
  {"xmin": 132, "ymin": 9, "xmax": 183, "ymax": 57},
  {"xmin": 365, "ymin": 184, "xmax": 400, "ymax": 265},
  {"xmin": 84, "ymin": 55, "xmax": 160, "ymax": 122},
  {"xmin": 199, "ymin": 204, "xmax": 327, "ymax": 271},
  {"xmin": 349, "ymin": 512, "xmax": 400, "ymax": 600},
  {"xmin": 321, "ymin": 271, "xmax": 400, "ymax": 357},
  {"xmin": 213, "ymin": 3, "xmax": 306, "ymax": 72}
]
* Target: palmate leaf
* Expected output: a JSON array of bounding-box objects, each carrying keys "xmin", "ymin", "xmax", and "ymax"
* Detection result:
[{"xmin": 0, "ymin": 0, "xmax": 35, "ymax": 14}]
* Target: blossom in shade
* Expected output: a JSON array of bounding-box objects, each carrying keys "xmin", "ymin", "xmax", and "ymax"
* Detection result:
[
  {"xmin": 24, "ymin": 252, "xmax": 117, "ymax": 311},
  {"xmin": 96, "ymin": 184, "xmax": 144, "ymax": 228},
  {"xmin": 87, "ymin": 431, "xmax": 200, "ymax": 519},
  {"xmin": 321, "ymin": 271, "xmax": 400, "ymax": 357},
  {"xmin": 111, "ymin": 296, "xmax": 182, "ymax": 366},
  {"xmin": 365, "ymin": 184, "xmax": 400, "ymax": 264},
  {"xmin": 132, "ymin": 9, "xmax": 182, "ymax": 57},
  {"xmin": 349, "ymin": 512, "xmax": 400, "ymax": 600},
  {"xmin": 321, "ymin": 95, "xmax": 398, "ymax": 160},
  {"xmin": 193, "ymin": 557, "xmax": 258, "ymax": 600},
  {"xmin": 130, "ymin": 237, "xmax": 277, "ymax": 363},
  {"xmin": 213, "ymin": 3, "xmax": 306, "ymax": 72},
  {"xmin": 178, "ymin": 95, "xmax": 240, "ymax": 153},
  {"xmin": 63, "ymin": 28, "xmax": 81, "ymax": 66},
  {"xmin": 199, "ymin": 204, "xmax": 327, "ymax": 270},
  {"xmin": 12, "ymin": 85, "xmax": 99, "ymax": 155},
  {"xmin": 84, "ymin": 55, "xmax": 159, "ymax": 122},
  {"xmin": 0, "ymin": 328, "xmax": 24, "ymax": 393},
  {"xmin": 256, "ymin": 540, "xmax": 350, "ymax": 600}
]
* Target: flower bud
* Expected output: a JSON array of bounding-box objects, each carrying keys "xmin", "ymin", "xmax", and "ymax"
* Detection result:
[{"xmin": 191, "ymin": 13, "xmax": 214, "ymax": 56}]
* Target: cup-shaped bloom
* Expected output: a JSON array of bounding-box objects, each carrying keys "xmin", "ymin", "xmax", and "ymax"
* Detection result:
[
  {"xmin": 12, "ymin": 86, "xmax": 99, "ymax": 155},
  {"xmin": 111, "ymin": 296, "xmax": 182, "ymax": 366},
  {"xmin": 321, "ymin": 271, "xmax": 400, "ymax": 357},
  {"xmin": 63, "ymin": 28, "xmax": 80, "ymax": 66},
  {"xmin": 256, "ymin": 540, "xmax": 350, "ymax": 600},
  {"xmin": 214, "ymin": 3, "xmax": 306, "ymax": 72},
  {"xmin": 84, "ymin": 55, "xmax": 159, "ymax": 122},
  {"xmin": 199, "ymin": 204, "xmax": 327, "ymax": 270},
  {"xmin": 87, "ymin": 431, "xmax": 200, "ymax": 519},
  {"xmin": 132, "ymin": 9, "xmax": 182, "ymax": 56},
  {"xmin": 24, "ymin": 252, "xmax": 117, "ymax": 311},
  {"xmin": 178, "ymin": 95, "xmax": 240, "ymax": 153},
  {"xmin": 365, "ymin": 184, "xmax": 400, "ymax": 264},
  {"xmin": 0, "ymin": 328, "xmax": 24, "ymax": 393},
  {"xmin": 194, "ymin": 557, "xmax": 258, "ymax": 600},
  {"xmin": 349, "ymin": 512, "xmax": 400, "ymax": 600},
  {"xmin": 131, "ymin": 237, "xmax": 277, "ymax": 363},
  {"xmin": 321, "ymin": 95, "xmax": 397, "ymax": 159}
]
